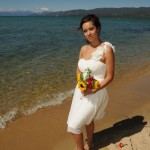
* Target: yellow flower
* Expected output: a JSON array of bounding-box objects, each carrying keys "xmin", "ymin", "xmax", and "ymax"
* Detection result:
[
  {"xmin": 94, "ymin": 80, "xmax": 100, "ymax": 89},
  {"xmin": 78, "ymin": 81, "xmax": 87, "ymax": 91},
  {"xmin": 77, "ymin": 74, "xmax": 81, "ymax": 81}
]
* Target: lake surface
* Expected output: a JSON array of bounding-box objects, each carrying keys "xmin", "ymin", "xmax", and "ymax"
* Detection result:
[{"xmin": 0, "ymin": 16, "xmax": 150, "ymax": 128}]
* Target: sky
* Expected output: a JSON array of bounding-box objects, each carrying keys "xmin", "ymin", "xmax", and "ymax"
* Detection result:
[{"xmin": 0, "ymin": 0, "xmax": 150, "ymax": 12}]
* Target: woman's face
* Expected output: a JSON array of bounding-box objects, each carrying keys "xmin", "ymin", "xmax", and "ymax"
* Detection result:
[{"xmin": 82, "ymin": 21, "xmax": 99, "ymax": 43}]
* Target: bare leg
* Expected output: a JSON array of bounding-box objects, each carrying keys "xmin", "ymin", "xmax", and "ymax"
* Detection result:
[
  {"xmin": 85, "ymin": 121, "xmax": 94, "ymax": 149},
  {"xmin": 71, "ymin": 133, "xmax": 85, "ymax": 150}
]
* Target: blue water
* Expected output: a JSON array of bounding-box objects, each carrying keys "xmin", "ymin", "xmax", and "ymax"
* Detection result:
[{"xmin": 0, "ymin": 16, "xmax": 150, "ymax": 128}]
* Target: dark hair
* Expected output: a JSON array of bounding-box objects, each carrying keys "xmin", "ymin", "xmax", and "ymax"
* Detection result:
[{"xmin": 78, "ymin": 14, "xmax": 101, "ymax": 32}]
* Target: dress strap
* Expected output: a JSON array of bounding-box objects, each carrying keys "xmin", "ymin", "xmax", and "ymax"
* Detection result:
[
  {"xmin": 103, "ymin": 42, "xmax": 115, "ymax": 52},
  {"xmin": 91, "ymin": 41, "xmax": 115, "ymax": 61},
  {"xmin": 91, "ymin": 46, "xmax": 105, "ymax": 61}
]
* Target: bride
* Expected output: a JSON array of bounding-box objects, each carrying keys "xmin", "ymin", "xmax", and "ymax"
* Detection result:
[{"xmin": 67, "ymin": 14, "xmax": 115, "ymax": 150}]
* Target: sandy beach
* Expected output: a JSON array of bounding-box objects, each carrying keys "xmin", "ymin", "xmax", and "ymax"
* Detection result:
[{"xmin": 0, "ymin": 75, "xmax": 150, "ymax": 150}]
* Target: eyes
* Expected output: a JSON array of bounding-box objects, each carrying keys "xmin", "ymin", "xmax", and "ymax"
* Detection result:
[{"xmin": 83, "ymin": 27, "xmax": 94, "ymax": 33}]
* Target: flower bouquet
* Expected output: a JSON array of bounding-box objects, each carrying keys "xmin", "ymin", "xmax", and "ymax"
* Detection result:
[{"xmin": 77, "ymin": 68, "xmax": 100, "ymax": 91}]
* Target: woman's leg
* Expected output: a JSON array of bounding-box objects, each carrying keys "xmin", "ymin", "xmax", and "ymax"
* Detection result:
[
  {"xmin": 85, "ymin": 121, "xmax": 94, "ymax": 148},
  {"xmin": 71, "ymin": 133, "xmax": 85, "ymax": 150}
]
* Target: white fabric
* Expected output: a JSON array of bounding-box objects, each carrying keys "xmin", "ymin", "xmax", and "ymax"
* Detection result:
[
  {"xmin": 67, "ymin": 126, "xmax": 82, "ymax": 134},
  {"xmin": 67, "ymin": 42, "xmax": 115, "ymax": 131}
]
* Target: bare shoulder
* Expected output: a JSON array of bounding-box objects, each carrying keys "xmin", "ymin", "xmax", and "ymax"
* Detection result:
[
  {"xmin": 105, "ymin": 45, "xmax": 114, "ymax": 52},
  {"xmin": 103, "ymin": 44, "xmax": 115, "ymax": 63},
  {"xmin": 103, "ymin": 46, "xmax": 114, "ymax": 67},
  {"xmin": 104, "ymin": 42, "xmax": 115, "ymax": 54},
  {"xmin": 79, "ymin": 45, "xmax": 88, "ymax": 56},
  {"xmin": 80, "ymin": 45, "xmax": 88, "ymax": 52}
]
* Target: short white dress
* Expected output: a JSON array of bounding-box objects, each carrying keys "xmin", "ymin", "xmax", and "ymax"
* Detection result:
[{"xmin": 67, "ymin": 42, "xmax": 115, "ymax": 132}]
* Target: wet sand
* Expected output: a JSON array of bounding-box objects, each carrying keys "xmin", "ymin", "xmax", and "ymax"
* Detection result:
[{"xmin": 0, "ymin": 75, "xmax": 150, "ymax": 150}]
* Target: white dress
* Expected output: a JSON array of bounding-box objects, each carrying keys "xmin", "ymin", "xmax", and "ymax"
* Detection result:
[{"xmin": 67, "ymin": 42, "xmax": 115, "ymax": 130}]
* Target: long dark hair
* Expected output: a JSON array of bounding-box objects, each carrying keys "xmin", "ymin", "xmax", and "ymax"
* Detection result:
[{"xmin": 78, "ymin": 14, "xmax": 101, "ymax": 33}]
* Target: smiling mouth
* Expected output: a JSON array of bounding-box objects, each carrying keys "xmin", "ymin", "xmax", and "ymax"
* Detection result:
[
  {"xmin": 88, "ymin": 36, "xmax": 93, "ymax": 40},
  {"xmin": 88, "ymin": 35, "xmax": 92, "ymax": 38}
]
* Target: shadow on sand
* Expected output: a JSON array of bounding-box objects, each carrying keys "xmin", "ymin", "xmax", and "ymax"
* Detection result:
[{"xmin": 93, "ymin": 115, "xmax": 147, "ymax": 149}]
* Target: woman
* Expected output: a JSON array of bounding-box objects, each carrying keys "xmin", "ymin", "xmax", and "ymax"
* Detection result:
[{"xmin": 67, "ymin": 14, "xmax": 115, "ymax": 150}]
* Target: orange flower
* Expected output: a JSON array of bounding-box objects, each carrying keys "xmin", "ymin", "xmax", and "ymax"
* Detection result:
[
  {"xmin": 119, "ymin": 143, "xmax": 123, "ymax": 148},
  {"xmin": 118, "ymin": 142, "xmax": 125, "ymax": 148}
]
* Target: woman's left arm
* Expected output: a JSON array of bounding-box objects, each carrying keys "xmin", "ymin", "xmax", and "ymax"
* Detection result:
[{"xmin": 96, "ymin": 46, "xmax": 115, "ymax": 91}]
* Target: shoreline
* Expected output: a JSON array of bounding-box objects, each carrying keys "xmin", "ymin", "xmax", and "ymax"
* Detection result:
[{"xmin": 0, "ymin": 74, "xmax": 150, "ymax": 150}]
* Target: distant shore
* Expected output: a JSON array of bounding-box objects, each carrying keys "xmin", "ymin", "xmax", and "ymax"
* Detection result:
[
  {"xmin": 0, "ymin": 73, "xmax": 150, "ymax": 150},
  {"xmin": 0, "ymin": 7, "xmax": 150, "ymax": 19}
]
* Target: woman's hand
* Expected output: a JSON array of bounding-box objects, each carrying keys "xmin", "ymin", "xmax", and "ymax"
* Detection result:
[{"xmin": 81, "ymin": 88, "xmax": 97, "ymax": 96}]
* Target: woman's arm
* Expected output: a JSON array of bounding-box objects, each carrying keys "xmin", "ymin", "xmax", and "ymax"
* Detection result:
[{"xmin": 96, "ymin": 46, "xmax": 115, "ymax": 91}]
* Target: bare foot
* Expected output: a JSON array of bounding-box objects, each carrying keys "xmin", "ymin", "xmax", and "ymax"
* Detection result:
[{"xmin": 84, "ymin": 142, "xmax": 95, "ymax": 150}]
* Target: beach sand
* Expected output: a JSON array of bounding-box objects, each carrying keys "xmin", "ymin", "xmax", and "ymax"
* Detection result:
[{"xmin": 0, "ymin": 75, "xmax": 150, "ymax": 150}]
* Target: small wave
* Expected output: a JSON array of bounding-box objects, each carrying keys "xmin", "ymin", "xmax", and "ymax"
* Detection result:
[
  {"xmin": 0, "ymin": 89, "xmax": 74, "ymax": 129},
  {"xmin": 23, "ymin": 89, "xmax": 74, "ymax": 115},
  {"xmin": 0, "ymin": 108, "xmax": 18, "ymax": 129}
]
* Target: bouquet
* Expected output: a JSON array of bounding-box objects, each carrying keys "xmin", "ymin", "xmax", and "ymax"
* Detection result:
[{"xmin": 77, "ymin": 68, "xmax": 100, "ymax": 91}]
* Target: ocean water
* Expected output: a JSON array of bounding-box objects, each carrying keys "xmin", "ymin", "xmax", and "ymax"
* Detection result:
[{"xmin": 0, "ymin": 16, "xmax": 150, "ymax": 128}]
